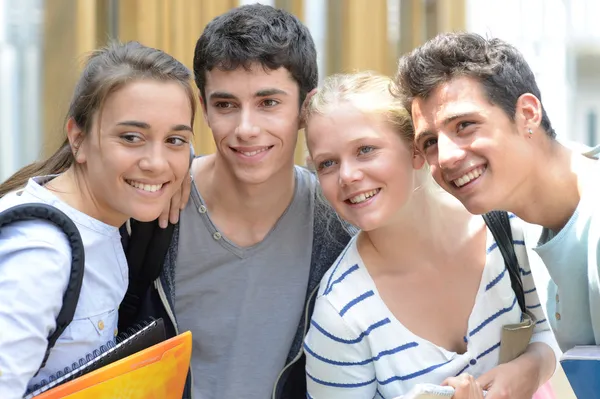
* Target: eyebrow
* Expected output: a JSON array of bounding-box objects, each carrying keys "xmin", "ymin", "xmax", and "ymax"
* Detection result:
[
  {"xmin": 255, "ymin": 88, "xmax": 288, "ymax": 97},
  {"xmin": 415, "ymin": 112, "xmax": 479, "ymax": 142},
  {"xmin": 442, "ymin": 112, "xmax": 478, "ymax": 127},
  {"xmin": 117, "ymin": 120, "xmax": 192, "ymax": 132},
  {"xmin": 208, "ymin": 88, "xmax": 288, "ymax": 101}
]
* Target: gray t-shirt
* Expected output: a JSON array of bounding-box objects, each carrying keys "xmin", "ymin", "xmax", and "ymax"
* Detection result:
[{"xmin": 175, "ymin": 166, "xmax": 315, "ymax": 399}]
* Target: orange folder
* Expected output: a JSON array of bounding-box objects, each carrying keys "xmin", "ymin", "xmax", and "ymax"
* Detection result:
[{"xmin": 33, "ymin": 332, "xmax": 192, "ymax": 399}]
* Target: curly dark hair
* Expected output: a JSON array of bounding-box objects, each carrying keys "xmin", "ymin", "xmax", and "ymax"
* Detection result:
[{"xmin": 394, "ymin": 32, "xmax": 555, "ymax": 138}]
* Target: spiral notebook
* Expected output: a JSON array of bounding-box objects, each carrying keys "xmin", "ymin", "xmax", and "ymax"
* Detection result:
[{"xmin": 24, "ymin": 318, "xmax": 192, "ymax": 399}]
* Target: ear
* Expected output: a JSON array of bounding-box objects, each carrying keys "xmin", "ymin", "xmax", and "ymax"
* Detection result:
[
  {"xmin": 412, "ymin": 149, "xmax": 426, "ymax": 170},
  {"xmin": 515, "ymin": 93, "xmax": 542, "ymax": 134},
  {"xmin": 199, "ymin": 95, "xmax": 210, "ymax": 128},
  {"xmin": 66, "ymin": 118, "xmax": 86, "ymax": 164}
]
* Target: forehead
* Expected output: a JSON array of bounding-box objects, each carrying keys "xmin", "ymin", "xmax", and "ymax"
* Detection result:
[
  {"xmin": 101, "ymin": 80, "xmax": 191, "ymax": 121},
  {"xmin": 307, "ymin": 105, "xmax": 392, "ymax": 150},
  {"xmin": 411, "ymin": 76, "xmax": 492, "ymax": 129},
  {"xmin": 204, "ymin": 64, "xmax": 299, "ymax": 96}
]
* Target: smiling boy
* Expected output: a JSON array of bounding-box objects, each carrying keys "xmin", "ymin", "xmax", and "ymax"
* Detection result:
[
  {"xmin": 395, "ymin": 32, "xmax": 600, "ymax": 353},
  {"xmin": 130, "ymin": 5, "xmax": 353, "ymax": 399}
]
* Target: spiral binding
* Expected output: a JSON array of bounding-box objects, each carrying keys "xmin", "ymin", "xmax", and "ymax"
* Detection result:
[{"xmin": 24, "ymin": 318, "xmax": 157, "ymax": 398}]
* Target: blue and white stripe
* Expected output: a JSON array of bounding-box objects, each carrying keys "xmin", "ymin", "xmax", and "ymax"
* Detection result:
[{"xmin": 304, "ymin": 217, "xmax": 555, "ymax": 399}]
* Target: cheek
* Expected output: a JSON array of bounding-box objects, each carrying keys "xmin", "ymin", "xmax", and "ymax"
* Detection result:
[
  {"xmin": 207, "ymin": 114, "xmax": 234, "ymax": 138},
  {"xmin": 317, "ymin": 175, "xmax": 340, "ymax": 204}
]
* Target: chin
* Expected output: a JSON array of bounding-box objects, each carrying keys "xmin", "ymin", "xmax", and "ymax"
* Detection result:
[
  {"xmin": 129, "ymin": 208, "xmax": 166, "ymax": 223},
  {"xmin": 461, "ymin": 198, "xmax": 494, "ymax": 216},
  {"xmin": 349, "ymin": 218, "xmax": 384, "ymax": 233},
  {"xmin": 234, "ymin": 166, "xmax": 281, "ymax": 185}
]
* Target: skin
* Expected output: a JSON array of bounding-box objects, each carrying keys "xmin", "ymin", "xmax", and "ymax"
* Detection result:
[
  {"xmin": 48, "ymin": 80, "xmax": 193, "ymax": 227},
  {"xmin": 307, "ymin": 99, "xmax": 556, "ymax": 399},
  {"xmin": 307, "ymin": 103, "xmax": 423, "ymax": 232},
  {"xmin": 410, "ymin": 76, "xmax": 558, "ymax": 398},
  {"xmin": 411, "ymin": 75, "xmax": 592, "ymax": 232},
  {"xmin": 190, "ymin": 64, "xmax": 302, "ymax": 247}
]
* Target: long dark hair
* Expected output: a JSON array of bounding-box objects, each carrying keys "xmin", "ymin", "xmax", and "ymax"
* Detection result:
[{"xmin": 0, "ymin": 41, "xmax": 196, "ymax": 198}]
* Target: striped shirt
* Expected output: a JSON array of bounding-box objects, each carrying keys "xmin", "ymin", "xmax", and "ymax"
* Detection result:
[{"xmin": 304, "ymin": 216, "xmax": 557, "ymax": 398}]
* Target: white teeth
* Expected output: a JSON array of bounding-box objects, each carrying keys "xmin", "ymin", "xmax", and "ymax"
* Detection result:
[
  {"xmin": 453, "ymin": 166, "xmax": 485, "ymax": 188},
  {"xmin": 127, "ymin": 180, "xmax": 163, "ymax": 192},
  {"xmin": 238, "ymin": 147, "xmax": 269, "ymax": 156},
  {"xmin": 349, "ymin": 189, "xmax": 380, "ymax": 204}
]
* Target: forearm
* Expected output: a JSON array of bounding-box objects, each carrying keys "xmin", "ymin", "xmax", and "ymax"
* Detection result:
[{"xmin": 519, "ymin": 342, "xmax": 557, "ymax": 387}]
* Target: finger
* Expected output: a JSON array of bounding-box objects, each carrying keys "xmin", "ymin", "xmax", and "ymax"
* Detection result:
[
  {"xmin": 169, "ymin": 190, "xmax": 182, "ymax": 225},
  {"xmin": 158, "ymin": 204, "xmax": 169, "ymax": 229},
  {"xmin": 180, "ymin": 173, "xmax": 192, "ymax": 210},
  {"xmin": 444, "ymin": 374, "xmax": 475, "ymax": 399},
  {"xmin": 475, "ymin": 369, "xmax": 494, "ymax": 390}
]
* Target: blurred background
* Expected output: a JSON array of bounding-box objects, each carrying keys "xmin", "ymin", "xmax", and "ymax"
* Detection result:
[{"xmin": 1, "ymin": 0, "xmax": 599, "ymax": 181}]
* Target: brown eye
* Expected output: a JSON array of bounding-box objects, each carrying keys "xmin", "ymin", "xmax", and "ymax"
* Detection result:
[
  {"xmin": 457, "ymin": 121, "xmax": 474, "ymax": 131},
  {"xmin": 422, "ymin": 138, "xmax": 437, "ymax": 150}
]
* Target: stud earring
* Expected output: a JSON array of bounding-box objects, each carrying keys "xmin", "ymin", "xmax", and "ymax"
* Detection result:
[{"xmin": 528, "ymin": 128, "xmax": 533, "ymax": 137}]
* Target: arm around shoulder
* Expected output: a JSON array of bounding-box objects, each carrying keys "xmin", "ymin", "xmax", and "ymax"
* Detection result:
[{"xmin": 0, "ymin": 221, "xmax": 72, "ymax": 397}]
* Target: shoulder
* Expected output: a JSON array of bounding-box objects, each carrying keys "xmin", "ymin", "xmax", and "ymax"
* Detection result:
[
  {"xmin": 0, "ymin": 216, "xmax": 72, "ymax": 258},
  {"xmin": 0, "ymin": 193, "xmax": 73, "ymax": 261},
  {"xmin": 317, "ymin": 238, "xmax": 363, "ymax": 300}
]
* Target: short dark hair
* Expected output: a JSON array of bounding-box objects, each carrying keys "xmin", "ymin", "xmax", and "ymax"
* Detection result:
[
  {"xmin": 193, "ymin": 4, "xmax": 318, "ymax": 107},
  {"xmin": 394, "ymin": 32, "xmax": 556, "ymax": 138}
]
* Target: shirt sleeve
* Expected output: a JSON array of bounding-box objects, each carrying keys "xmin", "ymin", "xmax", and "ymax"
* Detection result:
[
  {"xmin": 304, "ymin": 295, "xmax": 377, "ymax": 399},
  {"xmin": 0, "ymin": 220, "xmax": 71, "ymax": 398}
]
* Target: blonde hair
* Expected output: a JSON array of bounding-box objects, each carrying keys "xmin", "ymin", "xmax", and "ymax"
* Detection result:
[
  {"xmin": 304, "ymin": 71, "xmax": 443, "ymax": 198},
  {"xmin": 303, "ymin": 71, "xmax": 414, "ymax": 145}
]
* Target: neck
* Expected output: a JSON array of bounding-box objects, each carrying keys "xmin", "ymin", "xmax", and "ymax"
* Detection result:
[
  {"xmin": 509, "ymin": 140, "xmax": 584, "ymax": 232},
  {"xmin": 46, "ymin": 168, "xmax": 125, "ymax": 227},
  {"xmin": 198, "ymin": 155, "xmax": 296, "ymax": 225},
  {"xmin": 359, "ymin": 185, "xmax": 473, "ymax": 272}
]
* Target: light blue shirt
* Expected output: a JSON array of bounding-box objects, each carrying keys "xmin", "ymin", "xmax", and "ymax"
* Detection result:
[
  {"xmin": 534, "ymin": 157, "xmax": 600, "ymax": 352},
  {"xmin": 0, "ymin": 176, "xmax": 128, "ymax": 398}
]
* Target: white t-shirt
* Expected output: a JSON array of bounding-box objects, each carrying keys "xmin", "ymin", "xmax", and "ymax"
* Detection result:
[
  {"xmin": 305, "ymin": 216, "xmax": 558, "ymax": 398},
  {"xmin": 0, "ymin": 177, "xmax": 128, "ymax": 398}
]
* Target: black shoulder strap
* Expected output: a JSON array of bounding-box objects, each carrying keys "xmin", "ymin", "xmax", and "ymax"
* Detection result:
[
  {"xmin": 118, "ymin": 219, "xmax": 174, "ymax": 330},
  {"xmin": 0, "ymin": 203, "xmax": 85, "ymax": 373},
  {"xmin": 482, "ymin": 210, "xmax": 526, "ymax": 313}
]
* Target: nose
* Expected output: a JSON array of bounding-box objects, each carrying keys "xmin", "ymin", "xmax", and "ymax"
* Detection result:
[
  {"xmin": 338, "ymin": 160, "xmax": 363, "ymax": 186},
  {"xmin": 138, "ymin": 142, "xmax": 169, "ymax": 174},
  {"xmin": 436, "ymin": 132, "xmax": 466, "ymax": 170},
  {"xmin": 235, "ymin": 108, "xmax": 260, "ymax": 141}
]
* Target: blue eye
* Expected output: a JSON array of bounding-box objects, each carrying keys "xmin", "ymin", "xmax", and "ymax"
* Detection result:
[
  {"xmin": 318, "ymin": 159, "xmax": 336, "ymax": 170},
  {"xmin": 358, "ymin": 145, "xmax": 375, "ymax": 155}
]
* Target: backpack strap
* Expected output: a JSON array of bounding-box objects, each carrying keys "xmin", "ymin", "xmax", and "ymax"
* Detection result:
[
  {"xmin": 482, "ymin": 210, "xmax": 526, "ymax": 313},
  {"xmin": 118, "ymin": 219, "xmax": 174, "ymax": 330},
  {"xmin": 0, "ymin": 203, "xmax": 85, "ymax": 373}
]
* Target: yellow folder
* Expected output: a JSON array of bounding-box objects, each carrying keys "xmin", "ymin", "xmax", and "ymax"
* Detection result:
[{"xmin": 32, "ymin": 331, "xmax": 192, "ymax": 399}]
